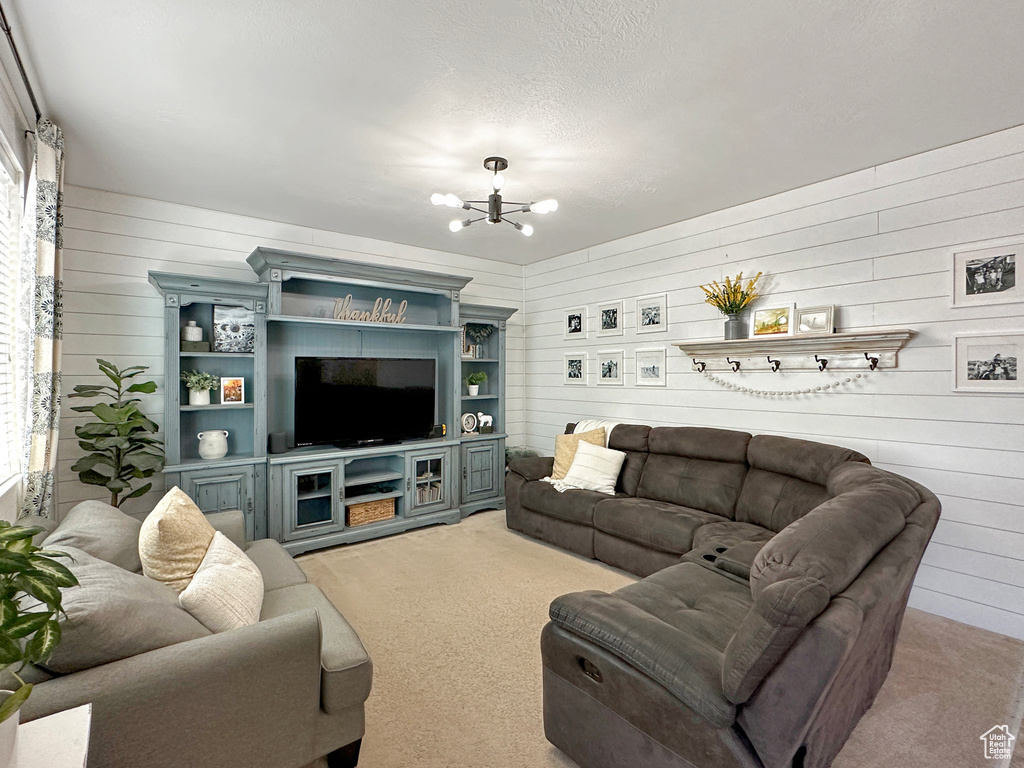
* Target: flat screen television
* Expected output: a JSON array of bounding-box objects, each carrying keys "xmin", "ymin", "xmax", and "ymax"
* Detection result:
[{"xmin": 294, "ymin": 357, "xmax": 436, "ymax": 447}]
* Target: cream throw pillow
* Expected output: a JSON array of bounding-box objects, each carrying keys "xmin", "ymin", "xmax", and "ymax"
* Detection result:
[
  {"xmin": 551, "ymin": 428, "xmax": 606, "ymax": 480},
  {"xmin": 179, "ymin": 532, "xmax": 264, "ymax": 633},
  {"xmin": 139, "ymin": 486, "xmax": 216, "ymax": 594},
  {"xmin": 562, "ymin": 440, "xmax": 626, "ymax": 495}
]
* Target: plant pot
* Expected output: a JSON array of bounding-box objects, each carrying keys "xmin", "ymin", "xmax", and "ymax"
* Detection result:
[
  {"xmin": 467, "ymin": 385, "xmax": 480, "ymax": 397},
  {"xmin": 188, "ymin": 388, "xmax": 211, "ymax": 406},
  {"xmin": 197, "ymin": 430, "xmax": 229, "ymax": 460},
  {"xmin": 724, "ymin": 314, "xmax": 747, "ymax": 340},
  {"xmin": 0, "ymin": 692, "xmax": 19, "ymax": 768}
]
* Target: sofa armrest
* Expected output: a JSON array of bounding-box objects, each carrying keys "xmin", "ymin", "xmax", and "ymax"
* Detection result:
[
  {"xmin": 508, "ymin": 456, "xmax": 554, "ymax": 482},
  {"xmin": 23, "ymin": 611, "xmax": 324, "ymax": 768},
  {"xmin": 205, "ymin": 509, "xmax": 246, "ymax": 548}
]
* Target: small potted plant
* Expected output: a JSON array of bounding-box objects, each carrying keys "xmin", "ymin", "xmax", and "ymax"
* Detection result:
[
  {"xmin": 0, "ymin": 521, "xmax": 78, "ymax": 761},
  {"xmin": 699, "ymin": 271, "xmax": 763, "ymax": 340},
  {"xmin": 464, "ymin": 371, "xmax": 487, "ymax": 396},
  {"xmin": 180, "ymin": 370, "xmax": 220, "ymax": 406},
  {"xmin": 465, "ymin": 323, "xmax": 493, "ymax": 358}
]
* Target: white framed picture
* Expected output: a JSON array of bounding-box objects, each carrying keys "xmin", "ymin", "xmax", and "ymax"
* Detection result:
[
  {"xmin": 952, "ymin": 242, "xmax": 1020, "ymax": 308},
  {"xmin": 596, "ymin": 300, "xmax": 624, "ymax": 337},
  {"xmin": 952, "ymin": 332, "xmax": 1023, "ymax": 393},
  {"xmin": 750, "ymin": 304, "xmax": 794, "ymax": 337},
  {"xmin": 794, "ymin": 305, "xmax": 835, "ymax": 336},
  {"xmin": 564, "ymin": 352, "xmax": 587, "ymax": 386},
  {"xmin": 635, "ymin": 348, "xmax": 667, "ymax": 387},
  {"xmin": 220, "ymin": 376, "xmax": 245, "ymax": 404},
  {"xmin": 596, "ymin": 350, "xmax": 624, "ymax": 386},
  {"xmin": 564, "ymin": 307, "xmax": 587, "ymax": 341},
  {"xmin": 636, "ymin": 294, "xmax": 668, "ymax": 334}
]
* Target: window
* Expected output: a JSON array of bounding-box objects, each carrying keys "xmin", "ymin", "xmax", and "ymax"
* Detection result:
[{"xmin": 0, "ymin": 164, "xmax": 19, "ymax": 485}]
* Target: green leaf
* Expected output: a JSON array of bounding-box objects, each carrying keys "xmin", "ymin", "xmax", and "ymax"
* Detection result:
[
  {"xmin": 127, "ymin": 381, "xmax": 157, "ymax": 393},
  {"xmin": 0, "ymin": 527, "xmax": 43, "ymax": 545},
  {"xmin": 75, "ymin": 423, "xmax": 117, "ymax": 438},
  {"xmin": 28, "ymin": 557, "xmax": 77, "ymax": 588},
  {"xmin": 2, "ymin": 611, "xmax": 52, "ymax": 639},
  {"xmin": 84, "ymin": 436, "xmax": 131, "ymax": 450},
  {"xmin": 77, "ymin": 469, "xmax": 114, "ymax": 487},
  {"xmin": 120, "ymin": 483, "xmax": 152, "ymax": 502},
  {"xmin": 0, "ymin": 635, "xmax": 22, "ymax": 665},
  {"xmin": 122, "ymin": 453, "xmax": 163, "ymax": 472},
  {"xmin": 0, "ymin": 683, "xmax": 32, "ymax": 724},
  {"xmin": 70, "ymin": 454, "xmax": 116, "ymax": 473},
  {"xmin": 0, "ymin": 551, "xmax": 32, "ymax": 574},
  {"xmin": 15, "ymin": 573, "xmax": 62, "ymax": 607},
  {"xmin": 25, "ymin": 620, "xmax": 60, "ymax": 663},
  {"xmin": 0, "ymin": 599, "xmax": 17, "ymax": 627},
  {"xmin": 105, "ymin": 479, "xmax": 127, "ymax": 493},
  {"xmin": 91, "ymin": 402, "xmax": 122, "ymax": 423}
]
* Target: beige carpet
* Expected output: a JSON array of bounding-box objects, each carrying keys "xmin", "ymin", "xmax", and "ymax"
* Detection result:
[{"xmin": 298, "ymin": 511, "xmax": 1024, "ymax": 768}]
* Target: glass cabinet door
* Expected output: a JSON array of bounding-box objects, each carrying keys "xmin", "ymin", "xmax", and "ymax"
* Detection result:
[
  {"xmin": 407, "ymin": 449, "xmax": 450, "ymax": 516},
  {"xmin": 283, "ymin": 461, "xmax": 344, "ymax": 540}
]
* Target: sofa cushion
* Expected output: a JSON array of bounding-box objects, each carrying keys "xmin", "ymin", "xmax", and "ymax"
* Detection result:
[
  {"xmin": 520, "ymin": 480, "xmax": 612, "ymax": 526},
  {"xmin": 508, "ymin": 456, "xmax": 555, "ymax": 483},
  {"xmin": 594, "ymin": 498, "xmax": 722, "ymax": 555},
  {"xmin": 245, "ymin": 538, "xmax": 308, "ymax": 591},
  {"xmin": 139, "ymin": 486, "xmax": 217, "ymax": 594},
  {"xmin": 607, "ymin": 424, "xmax": 652, "ymax": 495},
  {"xmin": 692, "ymin": 521, "xmax": 774, "ymax": 550},
  {"xmin": 552, "ymin": 428, "xmax": 606, "ymax": 479},
  {"xmin": 562, "ymin": 441, "xmax": 627, "ymax": 495},
  {"xmin": 179, "ymin": 532, "xmax": 265, "ymax": 633},
  {"xmin": 42, "ymin": 546, "xmax": 211, "ymax": 674},
  {"xmin": 43, "ymin": 499, "xmax": 143, "ymax": 573},
  {"xmin": 261, "ymin": 584, "xmax": 373, "ymax": 713}
]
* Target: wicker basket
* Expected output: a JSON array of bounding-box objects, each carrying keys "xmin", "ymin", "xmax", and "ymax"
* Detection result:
[{"xmin": 347, "ymin": 497, "xmax": 395, "ymax": 526}]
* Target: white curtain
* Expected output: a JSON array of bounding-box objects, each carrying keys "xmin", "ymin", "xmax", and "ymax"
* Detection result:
[{"xmin": 16, "ymin": 119, "xmax": 65, "ymax": 519}]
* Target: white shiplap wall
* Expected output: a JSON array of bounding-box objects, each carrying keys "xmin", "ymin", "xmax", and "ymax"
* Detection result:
[
  {"xmin": 523, "ymin": 125, "xmax": 1024, "ymax": 640},
  {"xmin": 58, "ymin": 186, "xmax": 526, "ymax": 518}
]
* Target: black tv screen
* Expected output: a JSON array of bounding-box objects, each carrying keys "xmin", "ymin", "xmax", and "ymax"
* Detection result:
[{"xmin": 294, "ymin": 357, "xmax": 436, "ymax": 447}]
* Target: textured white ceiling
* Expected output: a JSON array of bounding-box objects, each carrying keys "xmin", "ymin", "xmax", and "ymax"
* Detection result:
[{"xmin": 8, "ymin": 1, "xmax": 1024, "ymax": 265}]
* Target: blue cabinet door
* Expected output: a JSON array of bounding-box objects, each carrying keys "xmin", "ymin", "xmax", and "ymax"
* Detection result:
[
  {"xmin": 180, "ymin": 465, "xmax": 257, "ymax": 540},
  {"xmin": 461, "ymin": 441, "xmax": 500, "ymax": 503}
]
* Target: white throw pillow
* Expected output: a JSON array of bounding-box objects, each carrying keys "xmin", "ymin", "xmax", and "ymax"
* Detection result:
[
  {"xmin": 562, "ymin": 440, "xmax": 626, "ymax": 495},
  {"xmin": 179, "ymin": 532, "xmax": 264, "ymax": 633}
]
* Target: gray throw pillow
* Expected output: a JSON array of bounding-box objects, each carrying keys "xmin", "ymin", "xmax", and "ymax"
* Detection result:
[
  {"xmin": 43, "ymin": 500, "xmax": 144, "ymax": 573},
  {"xmin": 40, "ymin": 547, "xmax": 211, "ymax": 674}
]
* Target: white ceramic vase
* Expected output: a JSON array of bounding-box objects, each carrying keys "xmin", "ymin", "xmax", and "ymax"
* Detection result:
[
  {"xmin": 197, "ymin": 430, "xmax": 229, "ymax": 460},
  {"xmin": 0, "ymin": 692, "xmax": 19, "ymax": 768},
  {"xmin": 467, "ymin": 385, "xmax": 479, "ymax": 397},
  {"xmin": 180, "ymin": 320, "xmax": 203, "ymax": 342},
  {"xmin": 188, "ymin": 388, "xmax": 211, "ymax": 406}
]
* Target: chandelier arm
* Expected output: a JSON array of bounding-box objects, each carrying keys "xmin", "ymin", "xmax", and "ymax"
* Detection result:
[
  {"xmin": 499, "ymin": 201, "xmax": 529, "ymax": 208},
  {"xmin": 467, "ymin": 215, "xmax": 488, "ymax": 224},
  {"xmin": 466, "ymin": 206, "xmax": 489, "ymax": 215},
  {"xmin": 463, "ymin": 200, "xmax": 490, "ymax": 205}
]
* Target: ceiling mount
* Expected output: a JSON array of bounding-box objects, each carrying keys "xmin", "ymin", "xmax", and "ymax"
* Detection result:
[{"xmin": 430, "ymin": 156, "xmax": 558, "ymax": 237}]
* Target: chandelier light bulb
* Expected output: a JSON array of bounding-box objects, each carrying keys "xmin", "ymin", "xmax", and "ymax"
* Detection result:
[
  {"xmin": 491, "ymin": 173, "xmax": 505, "ymax": 191},
  {"xmin": 449, "ymin": 218, "xmax": 472, "ymax": 233},
  {"xmin": 443, "ymin": 193, "xmax": 463, "ymax": 208},
  {"xmin": 430, "ymin": 193, "xmax": 446, "ymax": 206},
  {"xmin": 530, "ymin": 199, "xmax": 558, "ymax": 214},
  {"xmin": 515, "ymin": 222, "xmax": 534, "ymax": 237}
]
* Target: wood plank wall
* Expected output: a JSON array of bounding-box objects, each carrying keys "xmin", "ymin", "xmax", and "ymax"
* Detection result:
[
  {"xmin": 58, "ymin": 186, "xmax": 526, "ymax": 518},
  {"xmin": 523, "ymin": 125, "xmax": 1024, "ymax": 639}
]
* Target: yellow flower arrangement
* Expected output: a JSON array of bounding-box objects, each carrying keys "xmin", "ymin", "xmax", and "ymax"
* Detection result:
[{"xmin": 699, "ymin": 272, "xmax": 763, "ymax": 315}]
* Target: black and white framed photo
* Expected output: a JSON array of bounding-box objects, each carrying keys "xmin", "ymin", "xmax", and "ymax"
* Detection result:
[
  {"xmin": 563, "ymin": 352, "xmax": 587, "ymax": 386},
  {"xmin": 952, "ymin": 242, "xmax": 1019, "ymax": 308},
  {"xmin": 213, "ymin": 305, "xmax": 256, "ymax": 353},
  {"xmin": 596, "ymin": 350, "xmax": 624, "ymax": 386},
  {"xmin": 794, "ymin": 305, "xmax": 835, "ymax": 336},
  {"xmin": 750, "ymin": 304, "xmax": 794, "ymax": 337},
  {"xmin": 596, "ymin": 300, "xmax": 624, "ymax": 337},
  {"xmin": 635, "ymin": 348, "xmax": 667, "ymax": 387},
  {"xmin": 564, "ymin": 307, "xmax": 587, "ymax": 341},
  {"xmin": 953, "ymin": 332, "xmax": 1023, "ymax": 393},
  {"xmin": 636, "ymin": 294, "xmax": 668, "ymax": 334}
]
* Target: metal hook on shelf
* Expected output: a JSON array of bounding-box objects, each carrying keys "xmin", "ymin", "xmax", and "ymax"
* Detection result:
[
  {"xmin": 815, "ymin": 355, "xmax": 828, "ymax": 372},
  {"xmin": 727, "ymin": 357, "xmax": 741, "ymax": 372},
  {"xmin": 864, "ymin": 352, "xmax": 879, "ymax": 371},
  {"xmin": 767, "ymin": 356, "xmax": 781, "ymax": 372},
  {"xmin": 692, "ymin": 358, "xmax": 706, "ymax": 373}
]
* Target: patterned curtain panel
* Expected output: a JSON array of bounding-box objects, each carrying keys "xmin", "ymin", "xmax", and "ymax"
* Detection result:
[{"xmin": 16, "ymin": 119, "xmax": 65, "ymax": 519}]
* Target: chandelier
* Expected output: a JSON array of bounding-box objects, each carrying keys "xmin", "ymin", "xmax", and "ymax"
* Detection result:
[{"xmin": 431, "ymin": 156, "xmax": 558, "ymax": 237}]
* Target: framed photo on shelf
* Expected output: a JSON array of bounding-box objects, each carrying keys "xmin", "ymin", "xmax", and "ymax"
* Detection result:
[
  {"xmin": 220, "ymin": 377, "xmax": 245, "ymax": 404},
  {"xmin": 212, "ymin": 305, "xmax": 256, "ymax": 353},
  {"xmin": 952, "ymin": 242, "xmax": 1019, "ymax": 308},
  {"xmin": 952, "ymin": 332, "xmax": 1023, "ymax": 393},
  {"xmin": 596, "ymin": 350, "xmax": 624, "ymax": 386},
  {"xmin": 635, "ymin": 348, "xmax": 667, "ymax": 387},
  {"xmin": 794, "ymin": 305, "xmax": 835, "ymax": 335},
  {"xmin": 636, "ymin": 294, "xmax": 668, "ymax": 334},
  {"xmin": 564, "ymin": 352, "xmax": 587, "ymax": 386},
  {"xmin": 564, "ymin": 307, "xmax": 587, "ymax": 341},
  {"xmin": 596, "ymin": 300, "xmax": 624, "ymax": 337},
  {"xmin": 750, "ymin": 304, "xmax": 794, "ymax": 337}
]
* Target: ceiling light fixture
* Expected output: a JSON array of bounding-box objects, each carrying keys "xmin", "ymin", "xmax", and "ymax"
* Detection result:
[{"xmin": 431, "ymin": 156, "xmax": 557, "ymax": 237}]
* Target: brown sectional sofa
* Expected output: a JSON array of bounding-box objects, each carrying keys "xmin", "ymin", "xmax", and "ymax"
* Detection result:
[{"xmin": 505, "ymin": 423, "xmax": 940, "ymax": 768}]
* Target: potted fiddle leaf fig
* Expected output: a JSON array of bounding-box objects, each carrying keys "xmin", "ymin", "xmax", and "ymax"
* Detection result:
[{"xmin": 0, "ymin": 521, "xmax": 78, "ymax": 752}]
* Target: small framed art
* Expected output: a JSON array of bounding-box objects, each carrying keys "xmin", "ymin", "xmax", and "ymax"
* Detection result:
[
  {"xmin": 220, "ymin": 377, "xmax": 245, "ymax": 404},
  {"xmin": 952, "ymin": 243, "xmax": 1019, "ymax": 308},
  {"xmin": 564, "ymin": 352, "xmax": 587, "ymax": 386},
  {"xmin": 794, "ymin": 305, "xmax": 835, "ymax": 335},
  {"xmin": 564, "ymin": 307, "xmax": 587, "ymax": 341},
  {"xmin": 213, "ymin": 305, "xmax": 256, "ymax": 353},
  {"xmin": 952, "ymin": 333, "xmax": 1023, "ymax": 393},
  {"xmin": 636, "ymin": 294, "xmax": 668, "ymax": 334},
  {"xmin": 597, "ymin": 300, "xmax": 624, "ymax": 337},
  {"xmin": 751, "ymin": 304, "xmax": 794, "ymax": 337},
  {"xmin": 597, "ymin": 350, "xmax": 624, "ymax": 386},
  {"xmin": 635, "ymin": 348, "xmax": 667, "ymax": 386}
]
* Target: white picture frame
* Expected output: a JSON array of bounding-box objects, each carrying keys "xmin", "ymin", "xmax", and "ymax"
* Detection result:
[
  {"xmin": 794, "ymin": 305, "xmax": 835, "ymax": 336},
  {"xmin": 952, "ymin": 332, "xmax": 1023, "ymax": 393},
  {"xmin": 596, "ymin": 300, "xmax": 624, "ymax": 337},
  {"xmin": 952, "ymin": 242, "xmax": 1020, "ymax": 308},
  {"xmin": 635, "ymin": 348, "xmax": 667, "ymax": 387},
  {"xmin": 596, "ymin": 350, "xmax": 624, "ymax": 386},
  {"xmin": 636, "ymin": 294, "xmax": 668, "ymax": 334},
  {"xmin": 564, "ymin": 307, "xmax": 587, "ymax": 341},
  {"xmin": 220, "ymin": 376, "xmax": 245, "ymax": 404},
  {"xmin": 750, "ymin": 303, "xmax": 795, "ymax": 337},
  {"xmin": 564, "ymin": 352, "xmax": 587, "ymax": 386}
]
